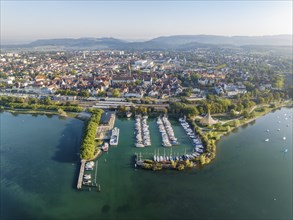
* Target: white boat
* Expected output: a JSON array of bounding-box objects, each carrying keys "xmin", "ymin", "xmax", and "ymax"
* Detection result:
[
  {"xmin": 83, "ymin": 180, "xmax": 92, "ymax": 185},
  {"xmin": 110, "ymin": 127, "xmax": 119, "ymax": 146},
  {"xmin": 83, "ymin": 174, "xmax": 91, "ymax": 180},
  {"xmin": 284, "ymin": 149, "xmax": 288, "ymax": 153},
  {"xmin": 283, "ymin": 137, "xmax": 286, "ymax": 140},
  {"xmin": 163, "ymin": 142, "xmax": 172, "ymax": 147},
  {"xmin": 135, "ymin": 143, "xmax": 144, "ymax": 148},
  {"xmin": 277, "ymin": 129, "xmax": 281, "ymax": 131},
  {"xmin": 126, "ymin": 111, "xmax": 132, "ymax": 118},
  {"xmin": 266, "ymin": 129, "xmax": 269, "ymax": 132},
  {"xmin": 265, "ymin": 139, "xmax": 269, "ymax": 142},
  {"xmin": 85, "ymin": 161, "xmax": 94, "ymax": 170}
]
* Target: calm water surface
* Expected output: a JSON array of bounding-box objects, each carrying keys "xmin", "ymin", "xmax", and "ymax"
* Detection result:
[{"xmin": 0, "ymin": 108, "xmax": 292, "ymax": 220}]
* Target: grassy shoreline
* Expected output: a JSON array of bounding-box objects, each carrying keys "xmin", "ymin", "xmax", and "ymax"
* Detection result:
[
  {"xmin": 3, "ymin": 107, "xmax": 80, "ymax": 119},
  {"xmin": 212, "ymin": 101, "xmax": 292, "ymax": 141}
]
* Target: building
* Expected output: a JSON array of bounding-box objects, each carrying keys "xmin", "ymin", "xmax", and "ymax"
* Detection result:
[
  {"xmin": 111, "ymin": 75, "xmax": 135, "ymax": 85},
  {"xmin": 200, "ymin": 112, "xmax": 218, "ymax": 125}
]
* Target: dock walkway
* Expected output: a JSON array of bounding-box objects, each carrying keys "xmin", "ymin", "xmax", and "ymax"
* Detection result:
[{"xmin": 77, "ymin": 159, "xmax": 86, "ymax": 189}]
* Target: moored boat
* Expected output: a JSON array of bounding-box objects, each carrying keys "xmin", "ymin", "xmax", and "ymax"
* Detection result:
[
  {"xmin": 102, "ymin": 142, "xmax": 109, "ymax": 152},
  {"xmin": 110, "ymin": 127, "xmax": 119, "ymax": 146}
]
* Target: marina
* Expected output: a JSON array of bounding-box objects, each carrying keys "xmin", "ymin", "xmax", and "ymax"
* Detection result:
[
  {"xmin": 179, "ymin": 117, "xmax": 204, "ymax": 157},
  {"xmin": 157, "ymin": 116, "xmax": 178, "ymax": 147},
  {"xmin": 77, "ymin": 159, "xmax": 100, "ymax": 190},
  {"xmin": 135, "ymin": 115, "xmax": 151, "ymax": 147}
]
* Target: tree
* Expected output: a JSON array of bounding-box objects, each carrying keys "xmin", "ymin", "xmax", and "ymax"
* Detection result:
[
  {"xmin": 164, "ymin": 108, "xmax": 168, "ymax": 115},
  {"xmin": 43, "ymin": 96, "xmax": 52, "ymax": 105},
  {"xmin": 58, "ymin": 108, "xmax": 67, "ymax": 117},
  {"xmin": 242, "ymin": 110, "xmax": 250, "ymax": 118},
  {"xmin": 79, "ymin": 90, "xmax": 90, "ymax": 98},
  {"xmin": 112, "ymin": 89, "xmax": 121, "ymax": 98},
  {"xmin": 273, "ymin": 74, "xmax": 284, "ymax": 89},
  {"xmin": 199, "ymin": 155, "xmax": 206, "ymax": 165}
]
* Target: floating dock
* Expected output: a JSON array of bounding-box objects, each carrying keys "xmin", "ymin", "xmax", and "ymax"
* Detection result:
[{"xmin": 77, "ymin": 159, "xmax": 86, "ymax": 189}]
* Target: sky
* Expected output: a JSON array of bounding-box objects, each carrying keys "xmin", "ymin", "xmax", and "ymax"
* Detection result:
[{"xmin": 1, "ymin": 0, "xmax": 292, "ymax": 44}]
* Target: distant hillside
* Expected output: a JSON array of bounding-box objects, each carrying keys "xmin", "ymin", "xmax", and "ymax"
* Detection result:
[
  {"xmin": 28, "ymin": 37, "xmax": 127, "ymax": 49},
  {"xmin": 149, "ymin": 35, "xmax": 293, "ymax": 46},
  {"xmin": 2, "ymin": 35, "xmax": 292, "ymax": 50}
]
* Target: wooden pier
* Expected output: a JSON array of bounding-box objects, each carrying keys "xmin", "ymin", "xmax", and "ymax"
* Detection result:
[{"xmin": 77, "ymin": 159, "xmax": 86, "ymax": 189}]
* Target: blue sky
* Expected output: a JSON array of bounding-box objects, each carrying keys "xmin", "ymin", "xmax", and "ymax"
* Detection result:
[{"xmin": 1, "ymin": 1, "xmax": 292, "ymax": 44}]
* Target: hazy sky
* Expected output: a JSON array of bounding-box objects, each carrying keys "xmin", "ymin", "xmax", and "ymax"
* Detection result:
[{"xmin": 1, "ymin": 1, "xmax": 292, "ymax": 44}]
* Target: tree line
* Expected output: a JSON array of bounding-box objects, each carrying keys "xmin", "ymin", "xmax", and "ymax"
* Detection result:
[
  {"xmin": 169, "ymin": 89, "xmax": 289, "ymax": 118},
  {"xmin": 0, "ymin": 95, "xmax": 83, "ymax": 112},
  {"xmin": 80, "ymin": 109, "xmax": 103, "ymax": 160}
]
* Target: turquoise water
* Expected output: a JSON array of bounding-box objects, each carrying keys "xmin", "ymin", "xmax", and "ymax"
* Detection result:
[{"xmin": 0, "ymin": 108, "xmax": 292, "ymax": 220}]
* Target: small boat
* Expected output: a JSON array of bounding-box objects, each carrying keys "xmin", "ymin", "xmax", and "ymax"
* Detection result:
[
  {"xmin": 135, "ymin": 143, "xmax": 144, "ymax": 148},
  {"xmin": 83, "ymin": 180, "xmax": 92, "ymax": 185},
  {"xmin": 102, "ymin": 142, "xmax": 109, "ymax": 152},
  {"xmin": 284, "ymin": 149, "xmax": 288, "ymax": 153},
  {"xmin": 266, "ymin": 129, "xmax": 269, "ymax": 132},
  {"xmin": 265, "ymin": 139, "xmax": 269, "ymax": 142},
  {"xmin": 83, "ymin": 174, "xmax": 91, "ymax": 180},
  {"xmin": 283, "ymin": 137, "xmax": 286, "ymax": 140},
  {"xmin": 126, "ymin": 111, "xmax": 132, "ymax": 118},
  {"xmin": 277, "ymin": 129, "xmax": 281, "ymax": 131}
]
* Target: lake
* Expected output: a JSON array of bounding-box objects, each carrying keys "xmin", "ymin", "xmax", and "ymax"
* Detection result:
[{"xmin": 0, "ymin": 108, "xmax": 292, "ymax": 220}]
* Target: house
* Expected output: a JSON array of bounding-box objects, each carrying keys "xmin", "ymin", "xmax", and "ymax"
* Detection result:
[
  {"xmin": 224, "ymin": 84, "xmax": 247, "ymax": 97},
  {"xmin": 214, "ymin": 85, "xmax": 224, "ymax": 95},
  {"xmin": 111, "ymin": 75, "xmax": 135, "ymax": 85},
  {"xmin": 124, "ymin": 88, "xmax": 144, "ymax": 98},
  {"xmin": 142, "ymin": 75, "xmax": 153, "ymax": 86},
  {"xmin": 35, "ymin": 75, "xmax": 46, "ymax": 82}
]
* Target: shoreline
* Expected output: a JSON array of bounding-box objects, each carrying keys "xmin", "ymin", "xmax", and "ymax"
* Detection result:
[
  {"xmin": 2, "ymin": 108, "xmax": 83, "ymax": 120},
  {"xmin": 2, "ymin": 101, "xmax": 292, "ymax": 169},
  {"xmin": 217, "ymin": 102, "xmax": 292, "ymax": 140}
]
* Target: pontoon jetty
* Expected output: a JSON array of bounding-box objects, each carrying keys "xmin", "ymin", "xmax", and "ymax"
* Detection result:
[
  {"xmin": 157, "ymin": 116, "xmax": 178, "ymax": 147},
  {"xmin": 135, "ymin": 115, "xmax": 151, "ymax": 147},
  {"xmin": 179, "ymin": 117, "xmax": 204, "ymax": 157}
]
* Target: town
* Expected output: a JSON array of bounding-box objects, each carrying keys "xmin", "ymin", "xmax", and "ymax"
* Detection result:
[{"xmin": 0, "ymin": 48, "xmax": 291, "ymax": 104}]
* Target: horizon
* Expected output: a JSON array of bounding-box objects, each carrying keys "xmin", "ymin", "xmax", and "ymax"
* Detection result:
[
  {"xmin": 2, "ymin": 33, "xmax": 293, "ymax": 46},
  {"xmin": 1, "ymin": 1, "xmax": 292, "ymax": 45}
]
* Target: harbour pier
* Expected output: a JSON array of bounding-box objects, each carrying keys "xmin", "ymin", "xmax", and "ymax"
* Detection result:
[{"xmin": 77, "ymin": 159, "xmax": 86, "ymax": 189}]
